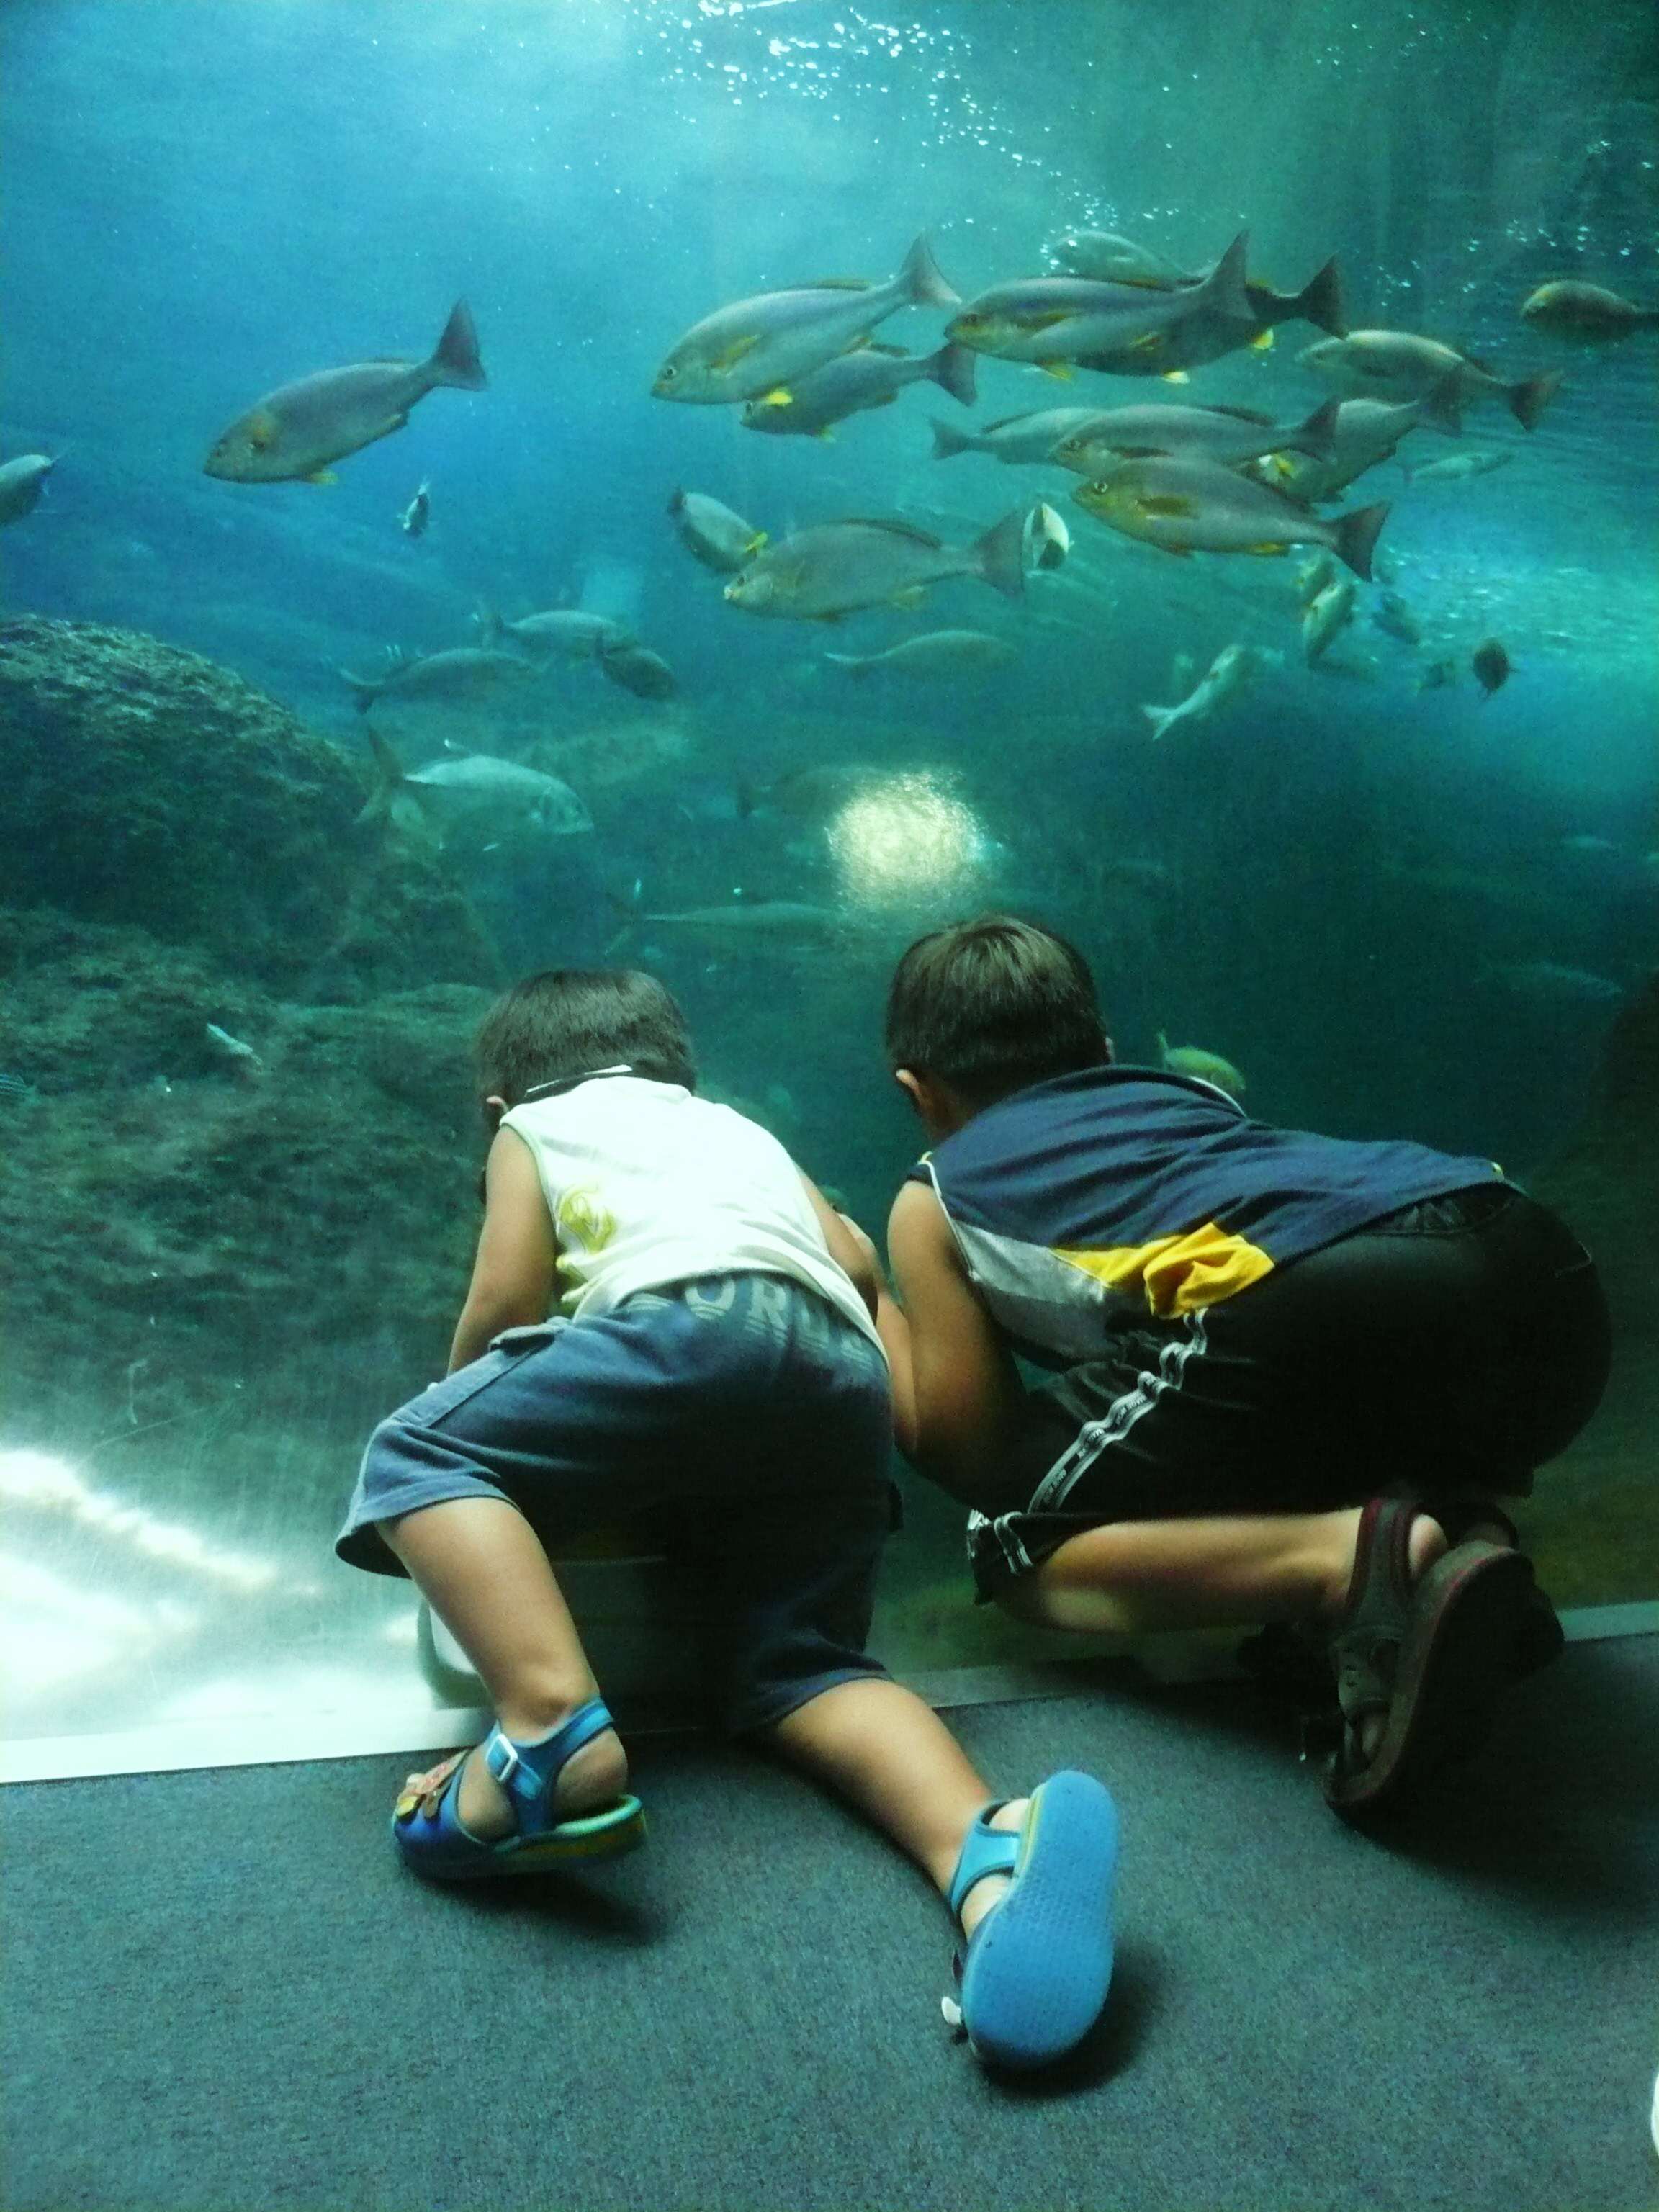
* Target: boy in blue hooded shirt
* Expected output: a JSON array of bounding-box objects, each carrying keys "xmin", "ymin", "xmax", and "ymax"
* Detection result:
[{"xmin": 871, "ymin": 914, "xmax": 1609, "ymax": 1817}]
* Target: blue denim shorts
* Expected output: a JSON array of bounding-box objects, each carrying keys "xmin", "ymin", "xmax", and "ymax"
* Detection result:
[{"xmin": 336, "ymin": 1272, "xmax": 897, "ymax": 1735}]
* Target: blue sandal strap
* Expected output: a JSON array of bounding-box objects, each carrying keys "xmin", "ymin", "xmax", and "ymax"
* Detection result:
[
  {"xmin": 948, "ymin": 1802, "xmax": 1020, "ymax": 1925},
  {"xmin": 482, "ymin": 1698, "xmax": 616, "ymax": 1819}
]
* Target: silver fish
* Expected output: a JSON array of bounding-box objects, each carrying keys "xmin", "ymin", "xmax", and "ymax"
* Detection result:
[
  {"xmin": 930, "ymin": 406, "xmax": 1105, "ymax": 464},
  {"xmin": 667, "ymin": 487, "xmax": 767, "ymax": 572},
  {"xmin": 0, "ymin": 453, "xmax": 55, "ymax": 525},
  {"xmin": 1299, "ymin": 331, "xmax": 1560, "ymax": 431},
  {"xmin": 599, "ymin": 641, "xmax": 678, "ymax": 701},
  {"xmin": 1141, "ymin": 642, "xmax": 1267, "ymax": 740},
  {"xmin": 1076, "ymin": 454, "xmax": 1389, "ymax": 580},
  {"xmin": 740, "ymin": 341, "xmax": 976, "ymax": 436},
  {"xmin": 1265, "ymin": 383, "xmax": 1462, "ymax": 503},
  {"xmin": 1520, "ymin": 281, "xmax": 1659, "ymax": 341},
  {"xmin": 1045, "ymin": 231, "xmax": 1194, "ymax": 284},
  {"xmin": 336, "ymin": 645, "xmax": 535, "ymax": 713},
  {"xmin": 366, "ymin": 732, "xmax": 592, "ymax": 837},
  {"xmin": 824, "ymin": 629, "xmax": 1017, "ymax": 680},
  {"xmin": 643, "ymin": 901, "xmax": 848, "ymax": 948},
  {"xmin": 400, "ymin": 480, "xmax": 431, "ymax": 537},
  {"xmin": 1492, "ymin": 961, "xmax": 1623, "ymax": 1005},
  {"xmin": 1398, "ymin": 448, "xmax": 1513, "ymax": 485},
  {"xmin": 204, "ymin": 301, "xmax": 485, "ymax": 483},
  {"xmin": 652, "ymin": 235, "xmax": 959, "ymax": 405},
  {"xmin": 1302, "ymin": 577, "xmax": 1356, "ymax": 665},
  {"xmin": 1049, "ymin": 398, "xmax": 1339, "ymax": 475},
  {"xmin": 475, "ymin": 606, "xmax": 634, "ymax": 657},
  {"xmin": 724, "ymin": 509, "xmax": 1028, "ymax": 621},
  {"xmin": 946, "ymin": 230, "xmax": 1256, "ymax": 377}
]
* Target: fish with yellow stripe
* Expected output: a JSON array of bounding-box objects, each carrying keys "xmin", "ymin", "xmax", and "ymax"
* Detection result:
[
  {"xmin": 204, "ymin": 302, "xmax": 485, "ymax": 485},
  {"xmin": 651, "ymin": 235, "xmax": 959, "ymax": 406},
  {"xmin": 1075, "ymin": 454, "xmax": 1389, "ymax": 580}
]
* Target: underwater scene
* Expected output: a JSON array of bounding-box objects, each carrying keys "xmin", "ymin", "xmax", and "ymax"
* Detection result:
[{"xmin": 2, "ymin": 0, "xmax": 1655, "ymax": 1745}]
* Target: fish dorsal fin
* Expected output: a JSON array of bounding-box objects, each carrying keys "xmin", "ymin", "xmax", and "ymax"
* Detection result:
[
  {"xmin": 840, "ymin": 517, "xmax": 945, "ymax": 547},
  {"xmin": 806, "ymin": 276, "xmax": 874, "ymax": 290},
  {"xmin": 1108, "ymin": 272, "xmax": 1180, "ymax": 291},
  {"xmin": 981, "ymin": 411, "xmax": 1050, "ymax": 433},
  {"xmin": 863, "ymin": 341, "xmax": 910, "ymax": 356},
  {"xmin": 1204, "ymin": 404, "xmax": 1277, "ymax": 425}
]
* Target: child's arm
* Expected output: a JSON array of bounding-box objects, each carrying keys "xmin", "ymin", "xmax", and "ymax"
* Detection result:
[
  {"xmin": 798, "ymin": 1175, "xmax": 915, "ymax": 1439},
  {"xmin": 884, "ymin": 1177, "xmax": 1026, "ymax": 1504},
  {"xmin": 447, "ymin": 1127, "xmax": 559, "ymax": 1372}
]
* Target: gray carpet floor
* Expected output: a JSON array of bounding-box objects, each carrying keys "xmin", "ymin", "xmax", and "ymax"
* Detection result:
[{"xmin": 4, "ymin": 1638, "xmax": 1657, "ymax": 2212}]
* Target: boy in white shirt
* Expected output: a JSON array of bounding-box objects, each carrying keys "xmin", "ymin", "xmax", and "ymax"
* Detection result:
[{"xmin": 335, "ymin": 966, "xmax": 1118, "ymax": 2071}]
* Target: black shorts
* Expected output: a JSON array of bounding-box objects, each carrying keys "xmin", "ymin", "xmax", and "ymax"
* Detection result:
[{"xmin": 966, "ymin": 1184, "xmax": 1611, "ymax": 1604}]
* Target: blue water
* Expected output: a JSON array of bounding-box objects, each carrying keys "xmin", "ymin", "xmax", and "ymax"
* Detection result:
[{"xmin": 4, "ymin": 0, "xmax": 1657, "ymax": 1220}]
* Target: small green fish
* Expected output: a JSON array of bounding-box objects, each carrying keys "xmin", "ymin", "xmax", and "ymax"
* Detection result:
[
  {"xmin": 1157, "ymin": 1032, "xmax": 1247, "ymax": 1095},
  {"xmin": 204, "ymin": 301, "xmax": 485, "ymax": 484}
]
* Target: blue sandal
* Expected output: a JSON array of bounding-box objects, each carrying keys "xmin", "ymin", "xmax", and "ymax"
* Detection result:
[
  {"xmin": 392, "ymin": 1698, "xmax": 646, "ymax": 1880},
  {"xmin": 944, "ymin": 1769, "xmax": 1119, "ymax": 2070}
]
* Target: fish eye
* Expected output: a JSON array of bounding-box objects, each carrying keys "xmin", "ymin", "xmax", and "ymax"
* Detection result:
[{"xmin": 660, "ymin": 363, "xmax": 678, "ymax": 384}]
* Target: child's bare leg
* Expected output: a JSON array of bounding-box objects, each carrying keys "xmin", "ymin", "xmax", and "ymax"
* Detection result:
[
  {"xmin": 1002, "ymin": 1506, "xmax": 1447, "ymax": 1637},
  {"xmin": 760, "ymin": 1678, "xmax": 1024, "ymax": 1938},
  {"xmin": 378, "ymin": 1496, "xmax": 627, "ymax": 1838}
]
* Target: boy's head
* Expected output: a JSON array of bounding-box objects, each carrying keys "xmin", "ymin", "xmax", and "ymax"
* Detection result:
[
  {"xmin": 475, "ymin": 968, "xmax": 697, "ymax": 1122},
  {"xmin": 885, "ymin": 914, "xmax": 1110, "ymax": 1137}
]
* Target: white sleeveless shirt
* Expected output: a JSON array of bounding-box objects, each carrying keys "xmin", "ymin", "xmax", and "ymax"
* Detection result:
[{"xmin": 500, "ymin": 1070, "xmax": 884, "ymax": 1354}]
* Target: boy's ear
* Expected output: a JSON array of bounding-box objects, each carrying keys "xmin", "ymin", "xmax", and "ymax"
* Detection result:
[
  {"xmin": 484, "ymin": 1094, "xmax": 508, "ymax": 1133},
  {"xmin": 894, "ymin": 1068, "xmax": 925, "ymax": 1114}
]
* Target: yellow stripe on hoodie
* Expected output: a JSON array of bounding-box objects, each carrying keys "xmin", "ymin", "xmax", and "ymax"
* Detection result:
[{"xmin": 1053, "ymin": 1222, "xmax": 1275, "ymax": 1318}]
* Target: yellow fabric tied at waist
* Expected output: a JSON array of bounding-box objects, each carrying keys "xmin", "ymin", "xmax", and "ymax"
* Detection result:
[{"xmin": 1053, "ymin": 1221, "xmax": 1276, "ymax": 1318}]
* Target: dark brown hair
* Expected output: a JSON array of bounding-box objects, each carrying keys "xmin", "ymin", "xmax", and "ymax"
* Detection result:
[
  {"xmin": 885, "ymin": 914, "xmax": 1108, "ymax": 1109},
  {"xmin": 475, "ymin": 969, "xmax": 697, "ymax": 1108}
]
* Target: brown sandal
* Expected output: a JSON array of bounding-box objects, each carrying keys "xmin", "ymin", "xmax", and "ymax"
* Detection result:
[{"xmin": 1323, "ymin": 1496, "xmax": 1537, "ymax": 1820}]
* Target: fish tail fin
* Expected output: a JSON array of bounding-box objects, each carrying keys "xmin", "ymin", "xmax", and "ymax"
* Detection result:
[
  {"xmin": 1419, "ymin": 372, "xmax": 1465, "ymax": 436},
  {"xmin": 824, "ymin": 653, "xmax": 870, "ymax": 675},
  {"xmin": 1333, "ymin": 500, "xmax": 1389, "ymax": 582},
  {"xmin": 1397, "ymin": 458, "xmax": 1416, "ymax": 484},
  {"xmin": 1198, "ymin": 228, "xmax": 1254, "ymax": 325},
  {"xmin": 930, "ymin": 415, "xmax": 974, "ymax": 460},
  {"xmin": 472, "ymin": 601, "xmax": 505, "ymax": 645},
  {"xmin": 972, "ymin": 508, "xmax": 1029, "ymax": 601},
  {"xmin": 1141, "ymin": 704, "xmax": 1177, "ymax": 740},
  {"xmin": 734, "ymin": 781, "xmax": 760, "ymax": 820},
  {"xmin": 428, "ymin": 299, "xmax": 487, "ymax": 390},
  {"xmin": 336, "ymin": 666, "xmax": 381, "ymax": 712},
  {"xmin": 1508, "ymin": 370, "xmax": 1561, "ymax": 431},
  {"xmin": 1290, "ymin": 397, "xmax": 1341, "ymax": 462},
  {"xmin": 1156, "ymin": 1030, "xmax": 1171, "ymax": 1056},
  {"xmin": 927, "ymin": 341, "xmax": 979, "ymax": 408},
  {"xmin": 896, "ymin": 233, "xmax": 960, "ymax": 311},
  {"xmin": 1290, "ymin": 255, "xmax": 1347, "ymax": 338},
  {"xmin": 667, "ymin": 485, "xmax": 685, "ymax": 517}
]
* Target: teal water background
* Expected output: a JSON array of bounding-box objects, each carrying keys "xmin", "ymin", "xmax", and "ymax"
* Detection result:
[{"xmin": 2, "ymin": 0, "xmax": 1655, "ymax": 1650}]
